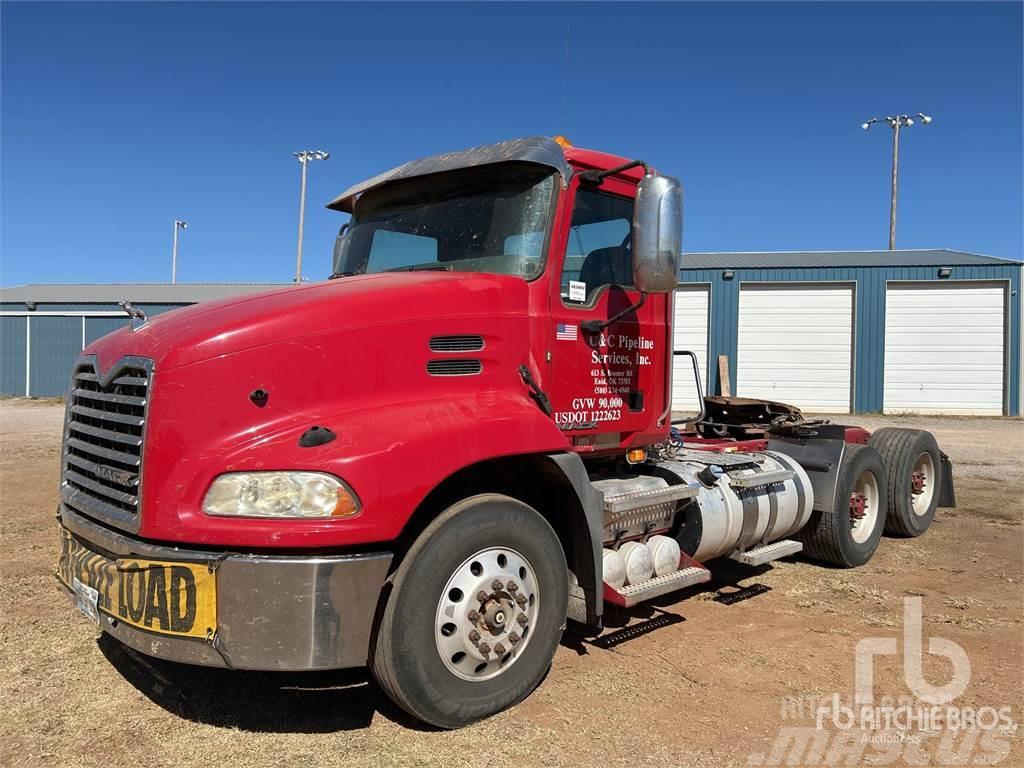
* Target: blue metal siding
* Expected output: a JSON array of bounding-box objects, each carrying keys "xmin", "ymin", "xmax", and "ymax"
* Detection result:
[
  {"xmin": 0, "ymin": 304, "xmax": 189, "ymax": 397},
  {"xmin": 28, "ymin": 317, "xmax": 83, "ymax": 396},
  {"xmin": 4, "ymin": 271, "xmax": 1022, "ymax": 413},
  {"xmin": 680, "ymin": 263, "xmax": 1022, "ymax": 415},
  {"xmin": 1, "ymin": 317, "xmax": 27, "ymax": 395},
  {"xmin": 85, "ymin": 317, "xmax": 129, "ymax": 346}
]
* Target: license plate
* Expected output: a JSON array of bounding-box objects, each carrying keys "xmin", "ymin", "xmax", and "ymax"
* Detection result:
[
  {"xmin": 72, "ymin": 577, "xmax": 100, "ymax": 624},
  {"xmin": 58, "ymin": 528, "xmax": 217, "ymax": 639}
]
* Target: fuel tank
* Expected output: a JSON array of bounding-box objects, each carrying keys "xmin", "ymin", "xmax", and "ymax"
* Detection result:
[{"xmin": 654, "ymin": 450, "xmax": 814, "ymax": 562}]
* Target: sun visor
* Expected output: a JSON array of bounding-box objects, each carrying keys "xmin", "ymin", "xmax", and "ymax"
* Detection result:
[{"xmin": 326, "ymin": 136, "xmax": 571, "ymax": 213}]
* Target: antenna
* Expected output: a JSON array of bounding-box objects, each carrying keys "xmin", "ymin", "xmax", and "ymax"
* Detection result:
[{"xmin": 560, "ymin": 21, "xmax": 571, "ymax": 135}]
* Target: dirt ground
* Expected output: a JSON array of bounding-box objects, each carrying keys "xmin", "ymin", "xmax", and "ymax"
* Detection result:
[{"xmin": 1, "ymin": 400, "xmax": 1021, "ymax": 768}]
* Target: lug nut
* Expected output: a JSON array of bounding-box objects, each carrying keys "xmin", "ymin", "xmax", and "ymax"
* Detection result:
[
  {"xmin": 494, "ymin": 643, "xmax": 506, "ymax": 656},
  {"xmin": 476, "ymin": 590, "xmax": 489, "ymax": 603},
  {"xmin": 508, "ymin": 632, "xmax": 520, "ymax": 645},
  {"xmin": 468, "ymin": 610, "xmax": 480, "ymax": 622},
  {"xmin": 469, "ymin": 630, "xmax": 480, "ymax": 643},
  {"xmin": 491, "ymin": 579, "xmax": 504, "ymax": 591},
  {"xmin": 478, "ymin": 642, "xmax": 491, "ymax": 656},
  {"xmin": 506, "ymin": 580, "xmax": 519, "ymax": 593},
  {"xmin": 515, "ymin": 593, "xmax": 527, "ymax": 606},
  {"xmin": 516, "ymin": 613, "xmax": 528, "ymax": 627}
]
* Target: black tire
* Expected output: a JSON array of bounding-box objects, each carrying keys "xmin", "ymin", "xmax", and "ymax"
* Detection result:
[
  {"xmin": 868, "ymin": 428, "xmax": 942, "ymax": 537},
  {"xmin": 796, "ymin": 445, "xmax": 888, "ymax": 568},
  {"xmin": 370, "ymin": 494, "xmax": 568, "ymax": 729}
]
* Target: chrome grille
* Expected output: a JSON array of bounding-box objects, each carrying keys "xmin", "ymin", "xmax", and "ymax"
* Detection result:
[{"xmin": 61, "ymin": 356, "xmax": 152, "ymax": 532}]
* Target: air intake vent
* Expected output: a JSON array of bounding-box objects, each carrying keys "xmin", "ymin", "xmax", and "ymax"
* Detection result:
[
  {"xmin": 429, "ymin": 334, "xmax": 485, "ymax": 353},
  {"xmin": 427, "ymin": 359, "xmax": 482, "ymax": 376}
]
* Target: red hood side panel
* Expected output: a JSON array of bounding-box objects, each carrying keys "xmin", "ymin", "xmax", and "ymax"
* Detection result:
[{"xmin": 88, "ymin": 272, "xmax": 528, "ymax": 375}]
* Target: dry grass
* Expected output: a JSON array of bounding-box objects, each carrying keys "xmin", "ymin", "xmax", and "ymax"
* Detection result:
[{"xmin": 1, "ymin": 403, "xmax": 1022, "ymax": 767}]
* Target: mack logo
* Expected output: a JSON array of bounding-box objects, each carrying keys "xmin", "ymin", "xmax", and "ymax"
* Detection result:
[{"xmin": 94, "ymin": 465, "xmax": 136, "ymax": 487}]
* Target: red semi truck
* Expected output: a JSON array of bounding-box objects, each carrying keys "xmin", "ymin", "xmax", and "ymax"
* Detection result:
[{"xmin": 56, "ymin": 137, "xmax": 954, "ymax": 728}]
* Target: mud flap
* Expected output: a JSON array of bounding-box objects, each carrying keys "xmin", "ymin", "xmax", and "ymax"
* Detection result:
[{"xmin": 938, "ymin": 452, "xmax": 956, "ymax": 508}]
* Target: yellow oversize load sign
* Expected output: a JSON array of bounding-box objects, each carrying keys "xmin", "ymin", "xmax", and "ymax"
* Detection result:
[{"xmin": 58, "ymin": 528, "xmax": 216, "ymax": 639}]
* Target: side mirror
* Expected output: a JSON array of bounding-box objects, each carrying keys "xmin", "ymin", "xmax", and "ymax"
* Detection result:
[{"xmin": 632, "ymin": 173, "xmax": 683, "ymax": 293}]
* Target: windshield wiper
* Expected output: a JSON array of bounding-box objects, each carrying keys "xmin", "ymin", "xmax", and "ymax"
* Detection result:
[
  {"xmin": 328, "ymin": 271, "xmax": 357, "ymax": 279},
  {"xmin": 384, "ymin": 264, "xmax": 451, "ymax": 273}
]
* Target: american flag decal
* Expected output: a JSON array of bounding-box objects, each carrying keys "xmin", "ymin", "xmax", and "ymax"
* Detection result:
[{"xmin": 555, "ymin": 322, "xmax": 578, "ymax": 341}]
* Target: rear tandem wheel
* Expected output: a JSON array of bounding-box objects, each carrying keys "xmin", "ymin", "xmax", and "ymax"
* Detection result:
[
  {"xmin": 868, "ymin": 428, "xmax": 943, "ymax": 537},
  {"xmin": 796, "ymin": 444, "xmax": 888, "ymax": 568}
]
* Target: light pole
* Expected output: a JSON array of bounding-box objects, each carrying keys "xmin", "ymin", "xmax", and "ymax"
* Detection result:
[
  {"xmin": 171, "ymin": 219, "xmax": 188, "ymax": 283},
  {"xmin": 862, "ymin": 113, "xmax": 932, "ymax": 250},
  {"xmin": 293, "ymin": 149, "xmax": 330, "ymax": 283}
]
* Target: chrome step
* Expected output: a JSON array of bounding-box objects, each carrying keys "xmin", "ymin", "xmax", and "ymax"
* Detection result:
[
  {"xmin": 609, "ymin": 566, "xmax": 712, "ymax": 608},
  {"xmin": 727, "ymin": 469, "xmax": 794, "ymax": 489},
  {"xmin": 729, "ymin": 539, "xmax": 803, "ymax": 566},
  {"xmin": 602, "ymin": 483, "xmax": 699, "ymax": 514}
]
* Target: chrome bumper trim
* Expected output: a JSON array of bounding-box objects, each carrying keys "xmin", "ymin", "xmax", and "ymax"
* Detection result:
[{"xmin": 58, "ymin": 507, "xmax": 392, "ymax": 671}]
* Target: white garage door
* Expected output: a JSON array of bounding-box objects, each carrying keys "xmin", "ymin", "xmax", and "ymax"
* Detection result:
[
  {"xmin": 884, "ymin": 282, "xmax": 1005, "ymax": 415},
  {"xmin": 737, "ymin": 284, "xmax": 854, "ymax": 413},
  {"xmin": 672, "ymin": 286, "xmax": 709, "ymax": 414}
]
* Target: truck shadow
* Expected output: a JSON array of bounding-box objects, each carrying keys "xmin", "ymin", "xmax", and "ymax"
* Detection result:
[
  {"xmin": 97, "ymin": 634, "xmax": 431, "ymax": 733},
  {"xmin": 562, "ymin": 559, "xmax": 776, "ymax": 654},
  {"xmin": 100, "ymin": 559, "xmax": 784, "ymax": 730}
]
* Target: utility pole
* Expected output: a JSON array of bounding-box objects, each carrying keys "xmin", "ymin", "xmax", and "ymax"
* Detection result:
[
  {"xmin": 292, "ymin": 150, "xmax": 330, "ymax": 282},
  {"xmin": 171, "ymin": 219, "xmax": 188, "ymax": 283},
  {"xmin": 862, "ymin": 114, "xmax": 932, "ymax": 250}
]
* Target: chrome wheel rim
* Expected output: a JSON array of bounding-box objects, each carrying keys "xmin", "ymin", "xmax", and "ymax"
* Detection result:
[
  {"xmin": 911, "ymin": 452, "xmax": 936, "ymax": 516},
  {"xmin": 435, "ymin": 547, "xmax": 539, "ymax": 682},
  {"xmin": 850, "ymin": 470, "xmax": 880, "ymax": 544}
]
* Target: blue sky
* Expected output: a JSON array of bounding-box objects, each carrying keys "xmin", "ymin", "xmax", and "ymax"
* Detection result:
[{"xmin": 1, "ymin": 1, "xmax": 1021, "ymax": 287}]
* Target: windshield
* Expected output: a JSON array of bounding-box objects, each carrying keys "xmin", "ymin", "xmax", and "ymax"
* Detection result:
[{"xmin": 333, "ymin": 162, "xmax": 557, "ymax": 280}]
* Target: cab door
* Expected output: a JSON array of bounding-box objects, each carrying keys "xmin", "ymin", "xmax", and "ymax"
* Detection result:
[{"xmin": 546, "ymin": 175, "xmax": 669, "ymax": 451}]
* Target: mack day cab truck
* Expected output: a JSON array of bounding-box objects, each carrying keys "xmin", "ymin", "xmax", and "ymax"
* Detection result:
[{"xmin": 56, "ymin": 136, "xmax": 955, "ymax": 729}]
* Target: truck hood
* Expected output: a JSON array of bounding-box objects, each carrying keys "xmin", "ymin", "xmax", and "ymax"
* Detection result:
[{"xmin": 87, "ymin": 271, "xmax": 530, "ymax": 374}]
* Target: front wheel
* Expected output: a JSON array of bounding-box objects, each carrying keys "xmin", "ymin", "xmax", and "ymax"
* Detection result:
[{"xmin": 371, "ymin": 494, "xmax": 568, "ymax": 729}]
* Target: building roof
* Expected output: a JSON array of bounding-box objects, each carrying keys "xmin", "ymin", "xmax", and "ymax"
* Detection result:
[
  {"xmin": 1, "ymin": 248, "xmax": 1019, "ymax": 305},
  {"xmin": 680, "ymin": 249, "xmax": 1020, "ymax": 270},
  {"xmin": 0, "ymin": 283, "xmax": 288, "ymax": 304}
]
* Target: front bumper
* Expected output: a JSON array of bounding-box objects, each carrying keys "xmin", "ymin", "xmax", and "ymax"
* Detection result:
[{"xmin": 59, "ymin": 505, "xmax": 392, "ymax": 671}]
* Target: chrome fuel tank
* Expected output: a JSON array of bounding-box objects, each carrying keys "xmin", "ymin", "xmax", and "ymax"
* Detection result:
[{"xmin": 655, "ymin": 449, "xmax": 814, "ymax": 562}]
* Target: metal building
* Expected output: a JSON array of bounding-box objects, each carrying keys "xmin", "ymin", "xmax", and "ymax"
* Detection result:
[
  {"xmin": 672, "ymin": 249, "xmax": 1022, "ymax": 416},
  {"xmin": 2, "ymin": 251, "xmax": 1021, "ymax": 416},
  {"xmin": 0, "ymin": 284, "xmax": 282, "ymax": 397}
]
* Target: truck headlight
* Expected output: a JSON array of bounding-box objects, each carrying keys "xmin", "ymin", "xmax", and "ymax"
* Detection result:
[{"xmin": 203, "ymin": 472, "xmax": 359, "ymax": 518}]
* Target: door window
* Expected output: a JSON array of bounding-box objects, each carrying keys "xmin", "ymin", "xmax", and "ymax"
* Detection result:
[{"xmin": 561, "ymin": 189, "xmax": 634, "ymax": 303}]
